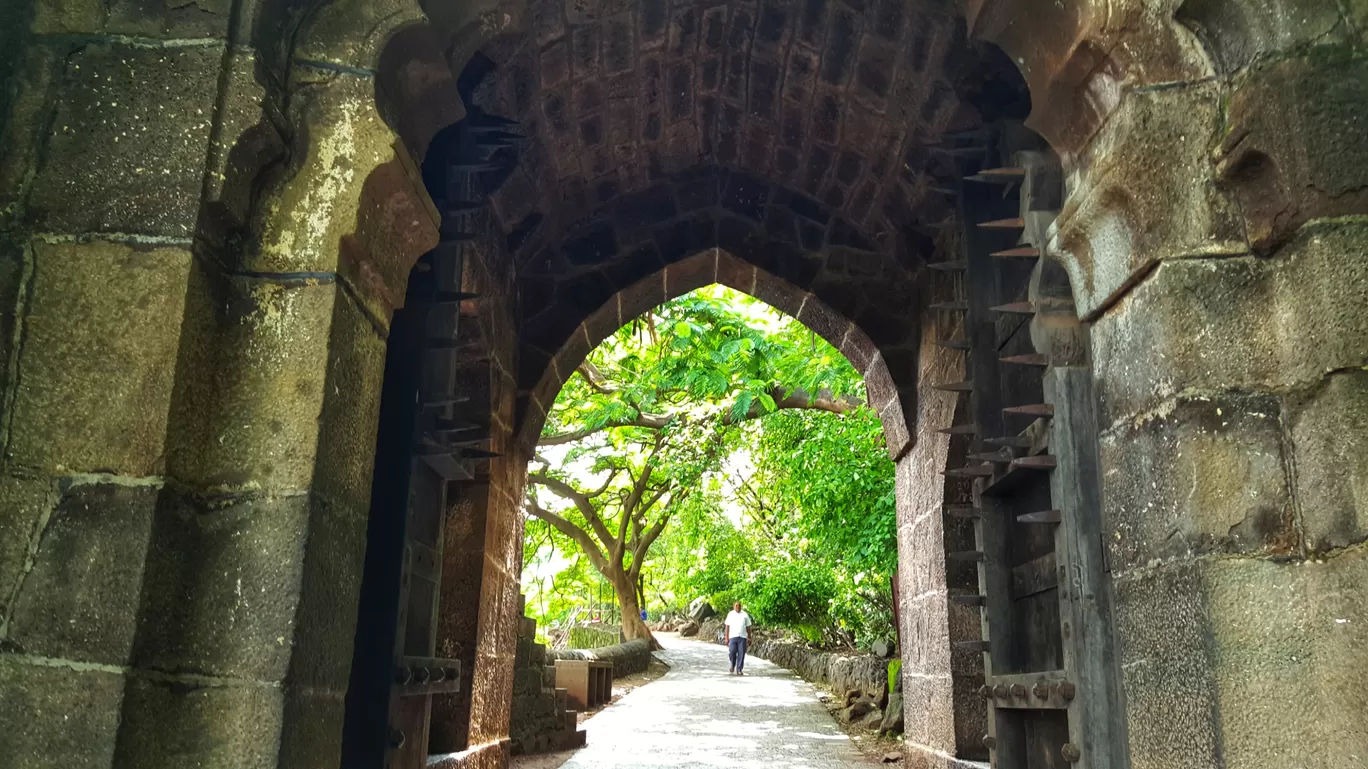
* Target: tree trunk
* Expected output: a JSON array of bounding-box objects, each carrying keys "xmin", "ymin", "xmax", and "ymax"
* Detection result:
[{"xmin": 609, "ymin": 568, "xmax": 660, "ymax": 650}]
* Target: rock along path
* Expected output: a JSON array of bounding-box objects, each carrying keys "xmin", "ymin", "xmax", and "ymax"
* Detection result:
[{"xmin": 558, "ymin": 633, "xmax": 872, "ymax": 769}]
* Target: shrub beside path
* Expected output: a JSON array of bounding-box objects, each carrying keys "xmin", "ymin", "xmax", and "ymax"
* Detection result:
[{"xmin": 557, "ymin": 632, "xmax": 875, "ymax": 768}]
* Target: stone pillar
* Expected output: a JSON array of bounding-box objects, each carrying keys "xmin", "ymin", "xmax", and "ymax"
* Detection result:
[
  {"xmin": 0, "ymin": 0, "xmax": 441, "ymax": 767},
  {"xmin": 1052, "ymin": 33, "xmax": 1368, "ymax": 769},
  {"xmin": 895, "ymin": 321, "xmax": 987, "ymax": 769}
]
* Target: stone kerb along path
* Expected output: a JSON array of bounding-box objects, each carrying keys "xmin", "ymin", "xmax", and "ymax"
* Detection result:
[{"xmin": 556, "ymin": 633, "xmax": 873, "ymax": 769}]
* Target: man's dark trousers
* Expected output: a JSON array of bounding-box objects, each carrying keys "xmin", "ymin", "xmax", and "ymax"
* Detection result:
[{"xmin": 728, "ymin": 636, "xmax": 748, "ymax": 673}]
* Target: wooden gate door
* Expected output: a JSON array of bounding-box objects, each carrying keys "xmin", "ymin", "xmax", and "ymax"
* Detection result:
[
  {"xmin": 932, "ymin": 124, "xmax": 1128, "ymax": 769},
  {"xmin": 342, "ymin": 114, "xmax": 512, "ymax": 769}
]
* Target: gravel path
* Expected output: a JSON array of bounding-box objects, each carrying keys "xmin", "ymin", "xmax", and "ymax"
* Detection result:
[{"xmin": 557, "ymin": 633, "xmax": 872, "ymax": 769}]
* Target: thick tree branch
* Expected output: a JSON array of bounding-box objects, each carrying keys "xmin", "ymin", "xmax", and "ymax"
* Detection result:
[
  {"xmin": 528, "ymin": 472, "xmax": 616, "ymax": 552},
  {"xmin": 577, "ymin": 361, "xmax": 618, "ymax": 394},
  {"xmin": 525, "ymin": 499, "xmax": 609, "ymax": 574}
]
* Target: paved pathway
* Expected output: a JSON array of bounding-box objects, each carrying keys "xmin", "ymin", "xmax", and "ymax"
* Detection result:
[{"xmin": 560, "ymin": 633, "xmax": 871, "ymax": 769}]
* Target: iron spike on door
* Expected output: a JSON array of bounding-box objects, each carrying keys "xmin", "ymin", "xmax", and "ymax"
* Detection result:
[
  {"xmin": 943, "ymin": 464, "xmax": 994, "ymax": 478},
  {"xmin": 990, "ymin": 246, "xmax": 1041, "ymax": 259},
  {"xmin": 1011, "ymin": 455, "xmax": 1057, "ymax": 471},
  {"xmin": 938, "ymin": 424, "xmax": 979, "ymax": 436},
  {"xmin": 977, "ymin": 217, "xmax": 1025, "ymax": 230},
  {"xmin": 929, "ymin": 260, "xmax": 969, "ymax": 272},
  {"xmin": 1017, "ymin": 510, "xmax": 1063, "ymax": 524},
  {"xmin": 990, "ymin": 301, "xmax": 1036, "ymax": 314}
]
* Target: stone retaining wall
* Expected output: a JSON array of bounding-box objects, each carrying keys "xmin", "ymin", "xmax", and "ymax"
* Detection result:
[
  {"xmin": 748, "ymin": 636, "xmax": 890, "ymax": 704},
  {"xmin": 548, "ymin": 638, "xmax": 652, "ymax": 678}
]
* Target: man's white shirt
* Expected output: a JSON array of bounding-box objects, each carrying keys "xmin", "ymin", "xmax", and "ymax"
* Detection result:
[{"xmin": 725, "ymin": 610, "xmax": 753, "ymax": 639}]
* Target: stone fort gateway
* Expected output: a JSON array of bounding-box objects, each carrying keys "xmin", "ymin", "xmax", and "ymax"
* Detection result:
[{"xmin": 0, "ymin": 0, "xmax": 1365, "ymax": 766}]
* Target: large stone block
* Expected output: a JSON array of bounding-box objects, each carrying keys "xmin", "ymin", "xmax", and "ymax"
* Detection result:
[
  {"xmin": 276, "ymin": 688, "xmax": 347, "ymax": 769},
  {"xmin": 6, "ymin": 239, "xmax": 190, "ymax": 476},
  {"xmin": 0, "ymin": 44, "xmax": 58, "ymax": 221},
  {"xmin": 1091, "ymin": 220, "xmax": 1368, "ymax": 421},
  {"xmin": 281, "ymin": 495, "xmax": 367, "ymax": 691},
  {"xmin": 1112, "ymin": 560, "xmax": 1222, "ymax": 769},
  {"xmin": 1053, "ymin": 82, "xmax": 1246, "ymax": 318},
  {"xmin": 6, "ymin": 481, "xmax": 158, "ymax": 664},
  {"xmin": 113, "ymin": 677, "xmax": 283, "ymax": 769},
  {"xmin": 1205, "ymin": 553, "xmax": 1368, "ymax": 768},
  {"xmin": 1099, "ymin": 394, "xmax": 1295, "ymax": 570},
  {"xmin": 0, "ymin": 473, "xmax": 52, "ymax": 627},
  {"xmin": 130, "ymin": 489, "xmax": 309, "ymax": 682},
  {"xmin": 27, "ymin": 44, "xmax": 223, "ymax": 237},
  {"xmin": 0, "ymin": 657, "xmax": 124, "ymax": 769},
  {"xmin": 166, "ymin": 271, "xmax": 336, "ymax": 494},
  {"xmin": 1288, "ymin": 369, "xmax": 1368, "ymax": 552},
  {"xmin": 1113, "ymin": 552, "xmax": 1368, "ymax": 769}
]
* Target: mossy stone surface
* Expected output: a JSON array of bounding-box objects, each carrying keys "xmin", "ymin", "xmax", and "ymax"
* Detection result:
[
  {"xmin": 6, "ymin": 481, "xmax": 158, "ymax": 664},
  {"xmin": 0, "ymin": 658, "xmax": 124, "ymax": 769},
  {"xmin": 114, "ymin": 677, "xmax": 284, "ymax": 769},
  {"xmin": 6, "ymin": 239, "xmax": 191, "ymax": 476},
  {"xmin": 130, "ymin": 489, "xmax": 309, "ymax": 681},
  {"xmin": 166, "ymin": 268, "xmax": 336, "ymax": 494}
]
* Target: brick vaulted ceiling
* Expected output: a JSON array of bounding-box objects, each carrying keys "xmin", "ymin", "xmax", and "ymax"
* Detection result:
[
  {"xmin": 456, "ymin": 0, "xmax": 1017, "ymax": 396},
  {"xmin": 476, "ymin": 0, "xmax": 973, "ymax": 251}
]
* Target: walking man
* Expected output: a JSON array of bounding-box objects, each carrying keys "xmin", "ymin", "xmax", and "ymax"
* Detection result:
[{"xmin": 724, "ymin": 601, "xmax": 753, "ymax": 675}]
